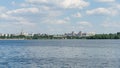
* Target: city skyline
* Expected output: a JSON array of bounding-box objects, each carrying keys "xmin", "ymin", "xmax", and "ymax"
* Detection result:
[{"xmin": 0, "ymin": 0, "xmax": 120, "ymax": 34}]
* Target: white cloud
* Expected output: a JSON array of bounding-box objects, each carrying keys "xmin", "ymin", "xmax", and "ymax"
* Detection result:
[
  {"xmin": 72, "ymin": 12, "xmax": 82, "ymax": 18},
  {"xmin": 0, "ymin": 5, "xmax": 63, "ymax": 28},
  {"xmin": 0, "ymin": 14, "xmax": 9, "ymax": 18},
  {"xmin": 6, "ymin": 7, "xmax": 39, "ymax": 14},
  {"xmin": 86, "ymin": 7, "xmax": 117, "ymax": 15},
  {"xmin": 0, "ymin": 8, "xmax": 36, "ymax": 27},
  {"xmin": 86, "ymin": 8, "xmax": 110, "ymax": 14},
  {"xmin": 78, "ymin": 21, "xmax": 92, "ymax": 27},
  {"xmin": 96, "ymin": 0, "xmax": 115, "ymax": 2},
  {"xmin": 115, "ymin": 4, "xmax": 120, "ymax": 10},
  {"xmin": 26, "ymin": 0, "xmax": 89, "ymax": 9},
  {"xmin": 26, "ymin": 0, "xmax": 48, "ymax": 3},
  {"xmin": 0, "ymin": 13, "xmax": 35, "ymax": 26},
  {"xmin": 60, "ymin": 0, "xmax": 89, "ymax": 9},
  {"xmin": 43, "ymin": 19, "xmax": 68, "ymax": 24}
]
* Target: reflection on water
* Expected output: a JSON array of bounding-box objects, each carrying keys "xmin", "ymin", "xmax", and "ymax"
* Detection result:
[{"xmin": 0, "ymin": 40, "xmax": 120, "ymax": 68}]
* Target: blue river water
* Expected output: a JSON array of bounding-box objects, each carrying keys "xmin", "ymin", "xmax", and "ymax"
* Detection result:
[{"xmin": 0, "ymin": 40, "xmax": 120, "ymax": 68}]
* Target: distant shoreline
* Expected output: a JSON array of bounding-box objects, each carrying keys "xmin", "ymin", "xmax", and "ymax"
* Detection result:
[
  {"xmin": 0, "ymin": 38, "xmax": 118, "ymax": 40},
  {"xmin": 0, "ymin": 39, "xmax": 25, "ymax": 40}
]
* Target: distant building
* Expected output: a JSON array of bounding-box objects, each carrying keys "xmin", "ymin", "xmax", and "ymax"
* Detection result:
[
  {"xmin": 71, "ymin": 31, "xmax": 76, "ymax": 36},
  {"xmin": 86, "ymin": 32, "xmax": 96, "ymax": 36},
  {"xmin": 82, "ymin": 33, "xmax": 87, "ymax": 37},
  {"xmin": 20, "ymin": 30, "xmax": 29, "ymax": 36},
  {"xmin": 65, "ymin": 31, "xmax": 95, "ymax": 37},
  {"xmin": 0, "ymin": 33, "xmax": 4, "ymax": 36},
  {"xmin": 77, "ymin": 31, "xmax": 82, "ymax": 37},
  {"xmin": 53, "ymin": 35, "xmax": 65, "ymax": 37}
]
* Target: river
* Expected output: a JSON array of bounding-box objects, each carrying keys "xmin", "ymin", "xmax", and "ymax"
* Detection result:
[{"xmin": 0, "ymin": 40, "xmax": 120, "ymax": 68}]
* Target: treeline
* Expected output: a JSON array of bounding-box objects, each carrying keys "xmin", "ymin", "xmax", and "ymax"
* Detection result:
[
  {"xmin": 0, "ymin": 34, "xmax": 54, "ymax": 39},
  {"xmin": 0, "ymin": 34, "xmax": 66, "ymax": 39},
  {"xmin": 86, "ymin": 33, "xmax": 120, "ymax": 39},
  {"xmin": 30, "ymin": 35, "xmax": 81, "ymax": 39},
  {"xmin": 0, "ymin": 34, "xmax": 83, "ymax": 39},
  {"xmin": 0, "ymin": 33, "xmax": 120, "ymax": 39}
]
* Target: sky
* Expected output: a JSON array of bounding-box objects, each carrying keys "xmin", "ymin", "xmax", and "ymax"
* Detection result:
[{"xmin": 0, "ymin": 0, "xmax": 120, "ymax": 34}]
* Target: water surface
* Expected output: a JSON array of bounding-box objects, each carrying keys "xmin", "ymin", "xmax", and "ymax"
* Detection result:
[{"xmin": 0, "ymin": 40, "xmax": 120, "ymax": 68}]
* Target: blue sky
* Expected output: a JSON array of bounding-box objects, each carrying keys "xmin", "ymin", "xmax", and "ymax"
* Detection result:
[{"xmin": 0, "ymin": 0, "xmax": 120, "ymax": 34}]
